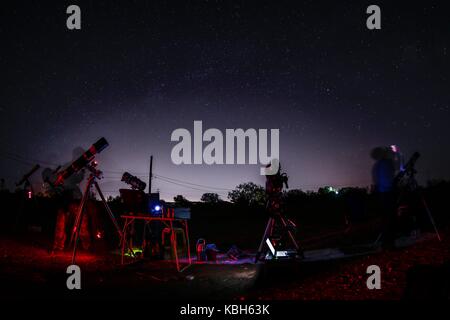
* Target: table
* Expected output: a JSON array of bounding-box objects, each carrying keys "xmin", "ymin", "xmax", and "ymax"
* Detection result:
[{"xmin": 120, "ymin": 214, "xmax": 192, "ymax": 271}]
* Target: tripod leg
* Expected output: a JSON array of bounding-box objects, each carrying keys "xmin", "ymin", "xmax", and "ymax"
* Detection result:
[
  {"xmin": 184, "ymin": 220, "xmax": 191, "ymax": 265},
  {"xmin": 94, "ymin": 182, "xmax": 135, "ymax": 257},
  {"xmin": 420, "ymin": 196, "xmax": 441, "ymax": 242},
  {"xmin": 170, "ymin": 220, "xmax": 180, "ymax": 271},
  {"xmin": 69, "ymin": 177, "xmax": 92, "ymax": 247},
  {"xmin": 94, "ymin": 182, "xmax": 123, "ymax": 238},
  {"xmin": 279, "ymin": 215, "xmax": 300, "ymax": 251},
  {"xmin": 71, "ymin": 193, "xmax": 89, "ymax": 264},
  {"xmin": 255, "ymin": 217, "xmax": 273, "ymax": 263}
]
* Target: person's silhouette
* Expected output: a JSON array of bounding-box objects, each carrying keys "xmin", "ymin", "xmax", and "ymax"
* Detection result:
[
  {"xmin": 371, "ymin": 146, "xmax": 397, "ymax": 249},
  {"xmin": 51, "ymin": 147, "xmax": 91, "ymax": 252}
]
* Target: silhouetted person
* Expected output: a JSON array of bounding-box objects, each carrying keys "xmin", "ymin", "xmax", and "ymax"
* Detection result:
[
  {"xmin": 44, "ymin": 147, "xmax": 92, "ymax": 253},
  {"xmin": 371, "ymin": 146, "xmax": 397, "ymax": 248}
]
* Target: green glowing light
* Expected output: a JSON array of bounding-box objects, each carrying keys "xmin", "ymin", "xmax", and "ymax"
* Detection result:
[{"xmin": 124, "ymin": 247, "xmax": 143, "ymax": 257}]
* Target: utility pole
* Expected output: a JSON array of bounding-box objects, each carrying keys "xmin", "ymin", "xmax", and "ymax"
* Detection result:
[{"xmin": 149, "ymin": 155, "xmax": 153, "ymax": 194}]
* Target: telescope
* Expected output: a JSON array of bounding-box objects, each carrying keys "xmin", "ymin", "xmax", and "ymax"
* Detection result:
[
  {"xmin": 16, "ymin": 164, "xmax": 40, "ymax": 187},
  {"xmin": 393, "ymin": 151, "xmax": 420, "ymax": 186},
  {"xmin": 121, "ymin": 172, "xmax": 146, "ymax": 191},
  {"xmin": 54, "ymin": 137, "xmax": 109, "ymax": 186},
  {"xmin": 403, "ymin": 152, "xmax": 420, "ymax": 173},
  {"xmin": 265, "ymin": 162, "xmax": 289, "ymax": 192}
]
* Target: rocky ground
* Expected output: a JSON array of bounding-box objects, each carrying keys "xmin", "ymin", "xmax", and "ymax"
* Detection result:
[
  {"xmin": 0, "ymin": 227, "xmax": 449, "ymax": 300},
  {"xmin": 246, "ymin": 231, "xmax": 450, "ymax": 300}
]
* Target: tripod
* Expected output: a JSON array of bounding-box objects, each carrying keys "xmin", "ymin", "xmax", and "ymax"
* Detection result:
[
  {"xmin": 255, "ymin": 212, "xmax": 301, "ymax": 262},
  {"xmin": 396, "ymin": 170, "xmax": 441, "ymax": 242},
  {"xmin": 255, "ymin": 192, "xmax": 302, "ymax": 263},
  {"xmin": 255, "ymin": 164, "xmax": 302, "ymax": 263},
  {"xmin": 69, "ymin": 166, "xmax": 133, "ymax": 264}
]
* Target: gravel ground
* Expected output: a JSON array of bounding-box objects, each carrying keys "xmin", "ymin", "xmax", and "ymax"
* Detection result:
[
  {"xmin": 247, "ymin": 231, "xmax": 450, "ymax": 300},
  {"xmin": 1, "ymin": 228, "xmax": 449, "ymax": 300}
]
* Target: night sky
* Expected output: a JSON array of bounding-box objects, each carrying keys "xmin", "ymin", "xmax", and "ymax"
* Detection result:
[{"xmin": 1, "ymin": 1, "xmax": 449, "ymax": 200}]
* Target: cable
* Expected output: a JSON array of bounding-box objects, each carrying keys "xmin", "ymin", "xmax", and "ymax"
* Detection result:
[
  {"xmin": 0, "ymin": 152, "xmax": 59, "ymax": 167},
  {"xmin": 101, "ymin": 172, "xmax": 234, "ymax": 192},
  {"xmin": 153, "ymin": 173, "xmax": 233, "ymax": 191},
  {"xmin": 0, "ymin": 153, "xmax": 39, "ymax": 167},
  {"xmin": 0, "ymin": 151, "xmax": 236, "ymax": 191},
  {"xmin": 154, "ymin": 176, "xmax": 224, "ymax": 193}
]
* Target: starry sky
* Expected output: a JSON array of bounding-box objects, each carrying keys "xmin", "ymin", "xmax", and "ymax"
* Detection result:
[{"xmin": 1, "ymin": 1, "xmax": 449, "ymax": 200}]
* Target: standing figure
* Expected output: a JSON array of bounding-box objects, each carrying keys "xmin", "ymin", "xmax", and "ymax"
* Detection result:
[
  {"xmin": 371, "ymin": 146, "xmax": 397, "ymax": 249},
  {"xmin": 45, "ymin": 147, "xmax": 92, "ymax": 253}
]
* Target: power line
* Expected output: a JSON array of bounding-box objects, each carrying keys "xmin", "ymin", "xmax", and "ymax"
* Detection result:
[
  {"xmin": 102, "ymin": 172, "xmax": 234, "ymax": 192},
  {"xmin": 156, "ymin": 179, "xmax": 229, "ymax": 198},
  {"xmin": 153, "ymin": 173, "xmax": 232, "ymax": 191},
  {"xmin": 154, "ymin": 176, "xmax": 230, "ymax": 194},
  {"xmin": 0, "ymin": 153, "xmax": 39, "ymax": 167},
  {"xmin": 0, "ymin": 152, "xmax": 59, "ymax": 167},
  {"xmin": 0, "ymin": 150, "xmax": 235, "ymax": 191}
]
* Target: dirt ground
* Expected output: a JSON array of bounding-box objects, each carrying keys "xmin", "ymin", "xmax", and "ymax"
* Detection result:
[
  {"xmin": 1, "ymin": 226, "xmax": 449, "ymax": 300},
  {"xmin": 247, "ymin": 232, "xmax": 450, "ymax": 300}
]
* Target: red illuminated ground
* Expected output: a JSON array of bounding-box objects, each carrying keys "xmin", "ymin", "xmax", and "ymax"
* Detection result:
[{"xmin": 1, "ymin": 227, "xmax": 448, "ymax": 300}]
